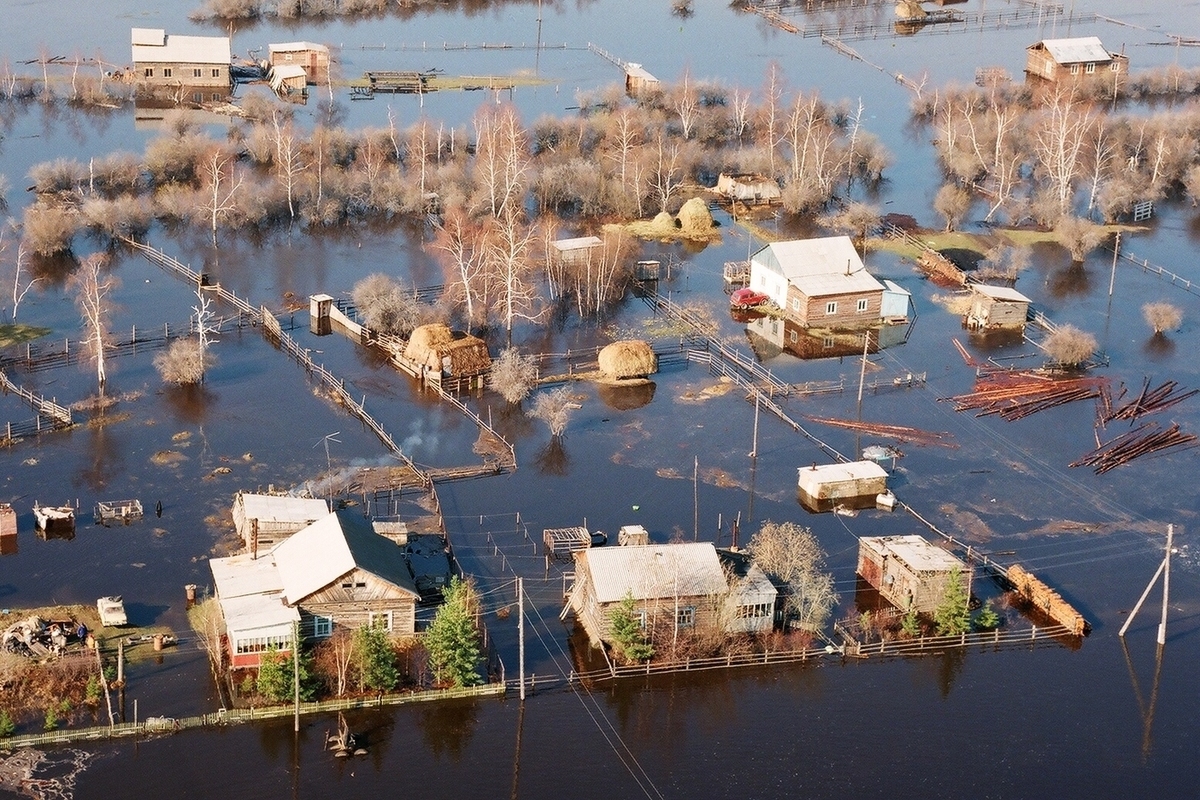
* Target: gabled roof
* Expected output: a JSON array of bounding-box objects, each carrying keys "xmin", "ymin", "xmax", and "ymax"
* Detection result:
[
  {"xmin": 268, "ymin": 41, "xmax": 330, "ymax": 54},
  {"xmin": 971, "ymin": 284, "xmax": 1030, "ymax": 303},
  {"xmin": 237, "ymin": 493, "xmax": 328, "ymax": 525},
  {"xmin": 579, "ymin": 542, "xmax": 731, "ymax": 604},
  {"xmin": 272, "ymin": 509, "xmax": 419, "ymax": 604},
  {"xmin": 132, "ymin": 29, "xmax": 231, "ymax": 66},
  {"xmin": 752, "ymin": 236, "xmax": 884, "ymax": 297},
  {"xmin": 717, "ymin": 549, "xmax": 778, "ymax": 603},
  {"xmin": 209, "ymin": 552, "xmax": 299, "ymax": 635},
  {"xmin": 1033, "ymin": 37, "xmax": 1111, "ymax": 64}
]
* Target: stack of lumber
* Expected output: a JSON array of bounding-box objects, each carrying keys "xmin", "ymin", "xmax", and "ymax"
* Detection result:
[
  {"xmin": 803, "ymin": 416, "xmax": 956, "ymax": 447},
  {"xmin": 1071, "ymin": 422, "xmax": 1197, "ymax": 474},
  {"xmin": 1102, "ymin": 379, "xmax": 1198, "ymax": 424},
  {"xmin": 1007, "ymin": 564, "xmax": 1089, "ymax": 636},
  {"xmin": 944, "ymin": 371, "xmax": 1107, "ymax": 421}
]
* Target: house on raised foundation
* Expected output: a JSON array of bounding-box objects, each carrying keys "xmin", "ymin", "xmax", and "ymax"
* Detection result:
[
  {"xmin": 964, "ymin": 284, "xmax": 1031, "ymax": 331},
  {"xmin": 856, "ymin": 535, "xmax": 966, "ymax": 613},
  {"xmin": 748, "ymin": 236, "xmax": 886, "ymax": 328}
]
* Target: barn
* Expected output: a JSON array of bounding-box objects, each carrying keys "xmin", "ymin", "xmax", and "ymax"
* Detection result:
[
  {"xmin": 748, "ymin": 236, "xmax": 886, "ymax": 328},
  {"xmin": 267, "ymin": 41, "xmax": 330, "ymax": 84},
  {"xmin": 857, "ymin": 535, "xmax": 967, "ymax": 613},
  {"xmin": 550, "ymin": 236, "xmax": 603, "ymax": 267},
  {"xmin": 964, "ymin": 284, "xmax": 1031, "ymax": 331}
]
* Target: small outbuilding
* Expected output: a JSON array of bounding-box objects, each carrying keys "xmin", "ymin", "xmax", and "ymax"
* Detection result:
[
  {"xmin": 550, "ymin": 236, "xmax": 603, "ymax": 267},
  {"xmin": 797, "ymin": 460, "xmax": 888, "ymax": 512},
  {"xmin": 598, "ymin": 340, "xmax": 657, "ymax": 380},
  {"xmin": 0, "ymin": 503, "xmax": 15, "ymax": 555},
  {"xmin": 715, "ymin": 173, "xmax": 782, "ymax": 206},
  {"xmin": 232, "ymin": 492, "xmax": 329, "ymax": 555},
  {"xmin": 625, "ymin": 63, "xmax": 660, "ymax": 98},
  {"xmin": 402, "ymin": 323, "xmax": 491, "ymax": 381},
  {"xmin": 1025, "ymin": 37, "xmax": 1128, "ymax": 86},
  {"xmin": 617, "ymin": 524, "xmax": 650, "ymax": 546},
  {"xmin": 267, "ymin": 41, "xmax": 330, "ymax": 83},
  {"xmin": 964, "ymin": 284, "xmax": 1031, "ymax": 331},
  {"xmin": 856, "ymin": 535, "xmax": 967, "ymax": 613},
  {"xmin": 269, "ymin": 64, "xmax": 308, "ymax": 96}
]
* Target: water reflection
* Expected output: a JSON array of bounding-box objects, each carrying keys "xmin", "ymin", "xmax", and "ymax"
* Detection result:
[
  {"xmin": 1046, "ymin": 263, "xmax": 1092, "ymax": 299},
  {"xmin": 73, "ymin": 417, "xmax": 125, "ymax": 492},
  {"xmin": 1142, "ymin": 333, "xmax": 1176, "ymax": 361},
  {"xmin": 162, "ymin": 383, "xmax": 218, "ymax": 425},
  {"xmin": 596, "ymin": 381, "xmax": 655, "ymax": 411},
  {"xmin": 418, "ymin": 701, "xmax": 478, "ymax": 762},
  {"xmin": 534, "ymin": 437, "xmax": 570, "ymax": 476}
]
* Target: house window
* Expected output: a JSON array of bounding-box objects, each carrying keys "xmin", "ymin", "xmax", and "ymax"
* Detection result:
[
  {"xmin": 163, "ymin": 68, "xmax": 172, "ymax": 78},
  {"xmin": 1085, "ymin": 62, "xmax": 1096, "ymax": 74},
  {"xmin": 789, "ymin": 330, "xmax": 798, "ymax": 343},
  {"xmin": 193, "ymin": 68, "xmax": 202, "ymax": 78},
  {"xmin": 822, "ymin": 336, "xmax": 835, "ymax": 349},
  {"xmin": 825, "ymin": 301, "xmax": 837, "ymax": 315},
  {"xmin": 285, "ymin": 53, "xmax": 294, "ymax": 61},
  {"xmin": 737, "ymin": 603, "xmax": 772, "ymax": 619},
  {"xmin": 192, "ymin": 92, "xmax": 202, "ymax": 103},
  {"xmin": 857, "ymin": 298, "xmax": 869, "ymax": 313},
  {"xmin": 368, "ymin": 611, "xmax": 393, "ymax": 631},
  {"xmin": 1110, "ymin": 62, "xmax": 1120, "ymax": 72},
  {"xmin": 1069, "ymin": 64, "xmax": 1080, "ymax": 75},
  {"xmin": 212, "ymin": 93, "xmax": 222, "ymax": 101},
  {"xmin": 234, "ymin": 634, "xmax": 292, "ymax": 654},
  {"xmin": 212, "ymin": 68, "xmax": 221, "ymax": 78},
  {"xmin": 313, "ymin": 615, "xmax": 333, "ymax": 638},
  {"xmin": 637, "ymin": 610, "xmax": 647, "ymax": 630},
  {"xmin": 791, "ymin": 298, "xmax": 800, "ymax": 312},
  {"xmin": 144, "ymin": 67, "xmax": 154, "ymax": 77},
  {"xmin": 677, "ymin": 606, "xmax": 695, "ymax": 628}
]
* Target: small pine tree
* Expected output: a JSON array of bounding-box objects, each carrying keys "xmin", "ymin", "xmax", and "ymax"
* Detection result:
[
  {"xmin": 0, "ymin": 709, "xmax": 15, "ymax": 737},
  {"xmin": 425, "ymin": 577, "xmax": 483, "ymax": 688},
  {"xmin": 900, "ymin": 604, "xmax": 921, "ymax": 638},
  {"xmin": 933, "ymin": 567, "xmax": 971, "ymax": 636},
  {"xmin": 973, "ymin": 600, "xmax": 1001, "ymax": 631},
  {"xmin": 608, "ymin": 592, "xmax": 655, "ymax": 664},
  {"xmin": 352, "ymin": 620, "xmax": 399, "ymax": 693},
  {"xmin": 256, "ymin": 642, "xmax": 316, "ymax": 703},
  {"xmin": 43, "ymin": 706, "xmax": 58, "ymax": 731},
  {"xmin": 85, "ymin": 675, "xmax": 102, "ymax": 706}
]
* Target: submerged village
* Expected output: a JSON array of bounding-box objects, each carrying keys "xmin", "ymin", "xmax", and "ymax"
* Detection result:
[{"xmin": 1, "ymin": 0, "xmax": 1200, "ymax": 796}]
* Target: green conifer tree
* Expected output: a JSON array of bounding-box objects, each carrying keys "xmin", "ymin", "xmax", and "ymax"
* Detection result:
[
  {"xmin": 353, "ymin": 620, "xmax": 399, "ymax": 693},
  {"xmin": 425, "ymin": 577, "xmax": 483, "ymax": 688},
  {"xmin": 933, "ymin": 566, "xmax": 971, "ymax": 636},
  {"xmin": 608, "ymin": 592, "xmax": 655, "ymax": 664}
]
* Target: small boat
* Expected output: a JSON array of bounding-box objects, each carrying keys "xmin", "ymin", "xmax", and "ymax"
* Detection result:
[{"xmin": 97, "ymin": 596, "xmax": 128, "ymax": 627}]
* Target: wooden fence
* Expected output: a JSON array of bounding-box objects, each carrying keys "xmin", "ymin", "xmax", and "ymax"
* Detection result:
[
  {"xmin": 0, "ymin": 369, "xmax": 72, "ymax": 439},
  {"xmin": 0, "ymin": 683, "xmax": 505, "ymax": 751},
  {"xmin": 124, "ymin": 237, "xmax": 256, "ymax": 316},
  {"xmin": 838, "ymin": 623, "xmax": 1075, "ymax": 658},
  {"xmin": 1111, "ymin": 247, "xmax": 1200, "ymax": 300}
]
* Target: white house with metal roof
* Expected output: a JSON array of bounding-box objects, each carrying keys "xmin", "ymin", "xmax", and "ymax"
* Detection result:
[
  {"xmin": 209, "ymin": 552, "xmax": 299, "ymax": 668},
  {"xmin": 748, "ymin": 236, "xmax": 888, "ymax": 328},
  {"xmin": 131, "ymin": 28, "xmax": 231, "ymax": 89},
  {"xmin": 568, "ymin": 542, "xmax": 777, "ymax": 648},
  {"xmin": 1025, "ymin": 36, "xmax": 1127, "ymax": 85}
]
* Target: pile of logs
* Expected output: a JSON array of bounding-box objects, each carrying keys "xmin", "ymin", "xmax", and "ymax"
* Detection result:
[
  {"xmin": 944, "ymin": 371, "xmax": 1107, "ymax": 421},
  {"xmin": 803, "ymin": 416, "xmax": 956, "ymax": 447},
  {"xmin": 1071, "ymin": 422, "xmax": 1197, "ymax": 474},
  {"xmin": 1101, "ymin": 379, "xmax": 1198, "ymax": 424}
]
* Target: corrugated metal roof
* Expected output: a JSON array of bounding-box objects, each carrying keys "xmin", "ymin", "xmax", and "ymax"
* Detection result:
[
  {"xmin": 863, "ymin": 535, "xmax": 965, "ymax": 574},
  {"xmin": 210, "ymin": 552, "xmax": 285, "ymax": 599},
  {"xmin": 625, "ymin": 63, "xmax": 658, "ymax": 82},
  {"xmin": 798, "ymin": 460, "xmax": 888, "ymax": 492},
  {"xmin": 268, "ymin": 41, "xmax": 329, "ymax": 54},
  {"xmin": 270, "ymin": 64, "xmax": 308, "ymax": 91},
  {"xmin": 132, "ymin": 32, "xmax": 231, "ymax": 66},
  {"xmin": 752, "ymin": 236, "xmax": 884, "ymax": 297},
  {"xmin": 552, "ymin": 236, "xmax": 603, "ymax": 252},
  {"xmin": 131, "ymin": 28, "xmax": 166, "ymax": 47},
  {"xmin": 718, "ymin": 550, "xmax": 778, "ymax": 604},
  {"xmin": 882, "ymin": 279, "xmax": 911, "ymax": 297},
  {"xmin": 972, "ymin": 284, "xmax": 1030, "ymax": 303},
  {"xmin": 581, "ymin": 542, "xmax": 730, "ymax": 604},
  {"xmin": 219, "ymin": 592, "xmax": 298, "ymax": 635},
  {"xmin": 272, "ymin": 509, "xmax": 418, "ymax": 603},
  {"xmin": 1038, "ymin": 37, "xmax": 1111, "ymax": 65},
  {"xmin": 239, "ymin": 494, "xmax": 328, "ymax": 525}
]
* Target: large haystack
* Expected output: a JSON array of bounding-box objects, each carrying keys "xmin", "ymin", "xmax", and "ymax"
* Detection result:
[
  {"xmin": 598, "ymin": 340, "xmax": 657, "ymax": 380},
  {"xmin": 404, "ymin": 323, "xmax": 491, "ymax": 375},
  {"xmin": 677, "ymin": 197, "xmax": 714, "ymax": 234}
]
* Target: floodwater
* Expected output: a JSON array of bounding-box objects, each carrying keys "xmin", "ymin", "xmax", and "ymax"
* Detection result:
[{"xmin": 3, "ymin": 0, "xmax": 1200, "ymax": 797}]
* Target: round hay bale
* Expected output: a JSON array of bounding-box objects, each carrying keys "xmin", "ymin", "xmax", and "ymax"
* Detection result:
[
  {"xmin": 597, "ymin": 381, "xmax": 656, "ymax": 410},
  {"xmin": 677, "ymin": 197, "xmax": 714, "ymax": 233},
  {"xmin": 652, "ymin": 211, "xmax": 677, "ymax": 230},
  {"xmin": 598, "ymin": 340, "xmax": 658, "ymax": 379},
  {"xmin": 404, "ymin": 323, "xmax": 454, "ymax": 369}
]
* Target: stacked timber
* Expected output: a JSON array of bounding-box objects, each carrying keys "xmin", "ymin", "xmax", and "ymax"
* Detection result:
[
  {"xmin": 1103, "ymin": 379, "xmax": 1197, "ymax": 424},
  {"xmin": 1072, "ymin": 422, "xmax": 1197, "ymax": 474},
  {"xmin": 804, "ymin": 416, "xmax": 955, "ymax": 447},
  {"xmin": 945, "ymin": 371, "xmax": 1106, "ymax": 420},
  {"xmin": 1007, "ymin": 564, "xmax": 1088, "ymax": 636},
  {"xmin": 916, "ymin": 249, "xmax": 968, "ymax": 287}
]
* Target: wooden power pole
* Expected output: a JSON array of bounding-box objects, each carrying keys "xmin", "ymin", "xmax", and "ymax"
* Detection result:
[{"xmin": 1119, "ymin": 524, "xmax": 1173, "ymax": 644}]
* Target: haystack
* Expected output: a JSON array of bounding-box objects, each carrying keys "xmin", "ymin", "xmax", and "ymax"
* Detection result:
[
  {"xmin": 404, "ymin": 323, "xmax": 491, "ymax": 376},
  {"xmin": 677, "ymin": 197, "xmax": 714, "ymax": 234},
  {"xmin": 652, "ymin": 211, "xmax": 677, "ymax": 230},
  {"xmin": 598, "ymin": 340, "xmax": 657, "ymax": 380}
]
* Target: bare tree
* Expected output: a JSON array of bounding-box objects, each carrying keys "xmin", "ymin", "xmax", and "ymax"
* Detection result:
[
  {"xmin": 1055, "ymin": 216, "xmax": 1105, "ymax": 262},
  {"xmin": 531, "ymin": 386, "xmax": 576, "ymax": 437},
  {"xmin": 272, "ymin": 111, "xmax": 306, "ymax": 220},
  {"xmin": 1043, "ymin": 324, "xmax": 1097, "ymax": 368},
  {"xmin": 1143, "ymin": 302, "xmax": 1182, "ymax": 336},
  {"xmin": 647, "ymin": 130, "xmax": 682, "ymax": 213},
  {"xmin": 934, "ymin": 183, "xmax": 972, "ymax": 231},
  {"xmin": 197, "ymin": 145, "xmax": 243, "ymax": 242},
  {"xmin": 489, "ymin": 347, "xmax": 537, "ymax": 404},
  {"xmin": 745, "ymin": 521, "xmax": 837, "ymax": 632},
  {"xmin": 352, "ymin": 273, "xmax": 421, "ymax": 336},
  {"xmin": 673, "ymin": 69, "xmax": 698, "ymax": 140},
  {"xmin": 0, "ymin": 228, "xmax": 38, "ymax": 321},
  {"xmin": 69, "ymin": 253, "xmax": 117, "ymax": 395},
  {"xmin": 433, "ymin": 206, "xmax": 487, "ymax": 326},
  {"xmin": 1033, "ymin": 88, "xmax": 1092, "ymax": 219}
]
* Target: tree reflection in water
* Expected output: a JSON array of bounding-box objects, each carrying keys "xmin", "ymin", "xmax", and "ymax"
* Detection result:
[{"xmin": 419, "ymin": 701, "xmax": 479, "ymax": 762}]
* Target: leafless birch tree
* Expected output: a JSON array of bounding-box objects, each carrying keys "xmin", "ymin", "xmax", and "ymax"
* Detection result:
[{"xmin": 69, "ymin": 253, "xmax": 117, "ymax": 396}]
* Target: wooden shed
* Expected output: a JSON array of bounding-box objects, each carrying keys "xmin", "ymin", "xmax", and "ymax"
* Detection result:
[
  {"xmin": 624, "ymin": 63, "xmax": 660, "ymax": 98},
  {"xmin": 267, "ymin": 41, "xmax": 330, "ymax": 84},
  {"xmin": 131, "ymin": 28, "xmax": 231, "ymax": 90},
  {"xmin": 0, "ymin": 503, "xmax": 15, "ymax": 556},
  {"xmin": 715, "ymin": 173, "xmax": 782, "ymax": 206},
  {"xmin": 402, "ymin": 323, "xmax": 491, "ymax": 380},
  {"xmin": 856, "ymin": 535, "xmax": 966, "ymax": 613},
  {"xmin": 798, "ymin": 460, "xmax": 888, "ymax": 512},
  {"xmin": 269, "ymin": 64, "xmax": 308, "ymax": 96},
  {"xmin": 617, "ymin": 524, "xmax": 649, "ymax": 546},
  {"xmin": 551, "ymin": 236, "xmax": 603, "ymax": 267},
  {"xmin": 232, "ymin": 492, "xmax": 329, "ymax": 555},
  {"xmin": 1025, "ymin": 37, "xmax": 1127, "ymax": 86},
  {"xmin": 965, "ymin": 284, "xmax": 1031, "ymax": 331},
  {"xmin": 568, "ymin": 542, "xmax": 776, "ymax": 648},
  {"xmin": 749, "ymin": 237, "xmax": 885, "ymax": 329}
]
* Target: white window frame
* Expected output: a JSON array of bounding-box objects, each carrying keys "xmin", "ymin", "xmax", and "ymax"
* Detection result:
[
  {"xmin": 637, "ymin": 610, "xmax": 648, "ymax": 630},
  {"xmin": 825, "ymin": 301, "xmax": 838, "ymax": 315},
  {"xmin": 368, "ymin": 610, "xmax": 394, "ymax": 631},
  {"xmin": 1069, "ymin": 63, "xmax": 1080, "ymax": 75},
  {"xmin": 789, "ymin": 330, "xmax": 798, "ymax": 343},
  {"xmin": 1085, "ymin": 62, "xmax": 1096, "ymax": 74},
  {"xmin": 791, "ymin": 297, "xmax": 800, "ymax": 311},
  {"xmin": 822, "ymin": 336, "xmax": 835, "ymax": 349},
  {"xmin": 163, "ymin": 67, "xmax": 172, "ymax": 78},
  {"xmin": 856, "ymin": 298, "xmax": 869, "ymax": 313},
  {"xmin": 313, "ymin": 615, "xmax": 333, "ymax": 638},
  {"xmin": 1110, "ymin": 62, "xmax": 1120, "ymax": 72},
  {"xmin": 677, "ymin": 606, "xmax": 696, "ymax": 628}
]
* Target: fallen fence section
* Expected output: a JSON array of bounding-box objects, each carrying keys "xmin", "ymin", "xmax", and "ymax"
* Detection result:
[{"xmin": 0, "ymin": 683, "xmax": 505, "ymax": 751}]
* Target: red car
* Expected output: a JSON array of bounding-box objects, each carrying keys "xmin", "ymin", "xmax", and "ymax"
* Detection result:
[{"xmin": 730, "ymin": 288, "xmax": 770, "ymax": 309}]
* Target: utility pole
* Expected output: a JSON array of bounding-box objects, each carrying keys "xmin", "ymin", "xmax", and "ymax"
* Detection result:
[
  {"xmin": 692, "ymin": 456, "xmax": 699, "ymax": 542},
  {"xmin": 1119, "ymin": 524, "xmax": 1173, "ymax": 641},
  {"xmin": 293, "ymin": 623, "xmax": 301, "ymax": 733},
  {"xmin": 1108, "ymin": 231, "xmax": 1120, "ymax": 297},
  {"xmin": 518, "ymin": 578, "xmax": 526, "ymax": 701},
  {"xmin": 749, "ymin": 393, "xmax": 760, "ymax": 458}
]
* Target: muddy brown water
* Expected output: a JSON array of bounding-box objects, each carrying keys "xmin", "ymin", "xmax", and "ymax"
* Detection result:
[{"xmin": 3, "ymin": 0, "xmax": 1200, "ymax": 796}]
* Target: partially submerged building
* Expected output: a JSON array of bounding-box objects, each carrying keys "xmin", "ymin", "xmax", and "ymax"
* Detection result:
[
  {"xmin": 624, "ymin": 63, "xmax": 659, "ymax": 98},
  {"xmin": 550, "ymin": 236, "xmax": 603, "ymax": 267},
  {"xmin": 267, "ymin": 41, "xmax": 330, "ymax": 83},
  {"xmin": 568, "ymin": 542, "xmax": 777, "ymax": 648},
  {"xmin": 964, "ymin": 284, "xmax": 1031, "ymax": 331},
  {"xmin": 798, "ymin": 460, "xmax": 889, "ymax": 512},
  {"xmin": 402, "ymin": 323, "xmax": 491, "ymax": 388},
  {"xmin": 232, "ymin": 492, "xmax": 329, "ymax": 554},
  {"xmin": 131, "ymin": 28, "xmax": 231, "ymax": 98},
  {"xmin": 1025, "ymin": 36, "xmax": 1128, "ymax": 86},
  {"xmin": 856, "ymin": 535, "xmax": 967, "ymax": 613},
  {"xmin": 748, "ymin": 236, "xmax": 887, "ymax": 328},
  {"xmin": 715, "ymin": 173, "xmax": 781, "ymax": 206},
  {"xmin": 269, "ymin": 64, "xmax": 308, "ymax": 96}
]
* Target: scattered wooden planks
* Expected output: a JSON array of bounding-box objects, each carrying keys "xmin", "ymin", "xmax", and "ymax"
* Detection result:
[
  {"xmin": 1103, "ymin": 378, "xmax": 1198, "ymax": 424},
  {"xmin": 943, "ymin": 371, "xmax": 1107, "ymax": 421},
  {"xmin": 803, "ymin": 415, "xmax": 957, "ymax": 447},
  {"xmin": 1071, "ymin": 422, "xmax": 1198, "ymax": 474}
]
